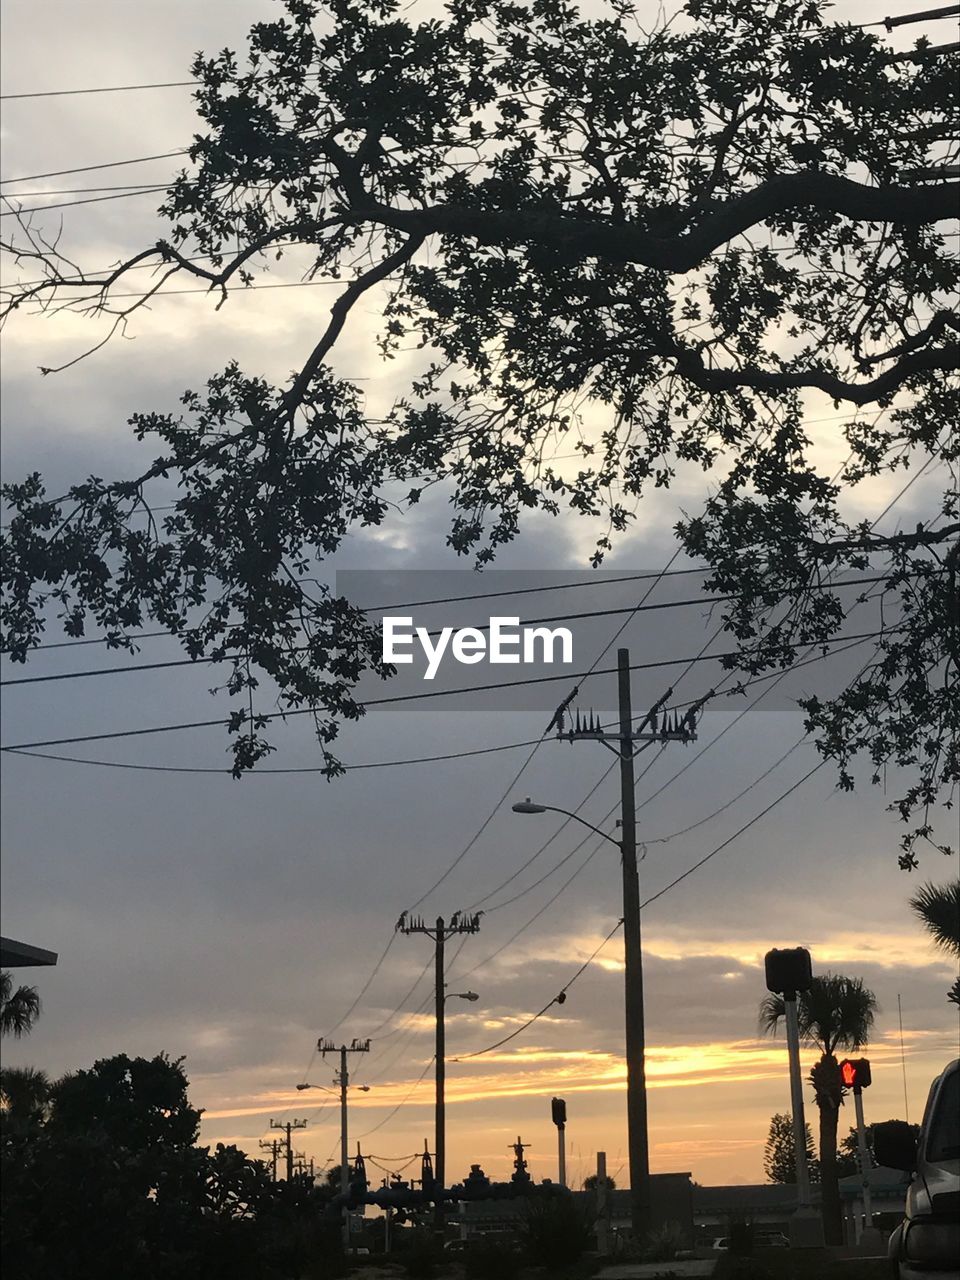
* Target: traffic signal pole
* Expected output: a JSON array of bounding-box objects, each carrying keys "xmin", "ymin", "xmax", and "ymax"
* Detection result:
[
  {"xmin": 853, "ymin": 1087, "xmax": 873, "ymax": 1230},
  {"xmin": 841, "ymin": 1057, "xmax": 876, "ymax": 1242},
  {"xmin": 783, "ymin": 993, "xmax": 812, "ymax": 1206},
  {"xmin": 551, "ymin": 1097, "xmax": 567, "ymax": 1187}
]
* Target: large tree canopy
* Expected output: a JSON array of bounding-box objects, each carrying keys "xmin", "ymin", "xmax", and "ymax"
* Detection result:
[{"xmin": 1, "ymin": 0, "xmax": 957, "ymax": 861}]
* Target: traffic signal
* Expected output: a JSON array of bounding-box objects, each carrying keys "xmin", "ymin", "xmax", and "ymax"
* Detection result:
[
  {"xmin": 764, "ymin": 947, "xmax": 813, "ymax": 995},
  {"xmin": 551, "ymin": 1097, "xmax": 567, "ymax": 1127},
  {"xmin": 839, "ymin": 1058, "xmax": 872, "ymax": 1090}
]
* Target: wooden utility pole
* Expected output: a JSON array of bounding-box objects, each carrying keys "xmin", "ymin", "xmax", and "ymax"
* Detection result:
[
  {"xmin": 270, "ymin": 1117, "xmax": 307, "ymax": 1181},
  {"xmin": 399, "ymin": 912, "xmax": 481, "ymax": 1234},
  {"xmin": 258, "ymin": 1137, "xmax": 283, "ymax": 1181},
  {"xmin": 554, "ymin": 649, "xmax": 711, "ymax": 1240},
  {"xmin": 617, "ymin": 647, "xmax": 649, "ymax": 1237},
  {"xmin": 317, "ymin": 1038, "xmax": 370, "ymax": 1248}
]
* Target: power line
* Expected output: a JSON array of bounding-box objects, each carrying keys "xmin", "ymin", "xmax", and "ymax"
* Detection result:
[
  {"xmin": 457, "ymin": 755, "xmax": 828, "ymax": 1060},
  {"xmin": 449, "ymin": 538, "xmax": 910, "ymax": 992},
  {"xmin": 458, "ymin": 552, "xmax": 884, "ymax": 920},
  {"xmin": 4, "ymin": 183, "xmax": 183, "ymax": 197},
  {"xmin": 355, "ymin": 1056, "xmax": 435, "ymax": 1140},
  {"xmin": 0, "ymin": 150, "xmax": 189, "ymax": 184},
  {"xmin": 0, "ymin": 187, "xmax": 182, "ymax": 217},
  {"xmin": 311, "ymin": 547, "xmax": 687, "ymax": 1065},
  {"xmin": 1, "ymin": 80, "xmax": 198, "ymax": 101},
  {"xmin": 0, "ymin": 591, "xmax": 740, "ymax": 687},
  {"xmin": 455, "ymin": 919, "xmax": 624, "ymax": 1060},
  {"xmin": 4, "ymin": 10, "xmax": 946, "ymax": 103},
  {"xmin": 8, "ymin": 569, "xmax": 709, "ymax": 654},
  {"xmin": 1, "ymin": 734, "xmax": 547, "ymax": 775},
  {"xmin": 452, "ymin": 627, "xmax": 881, "ymax": 975},
  {"xmin": 400, "ymin": 545, "xmax": 691, "ymax": 915},
  {"xmin": 0, "ymin": 645, "xmax": 760, "ymax": 750},
  {"xmin": 323, "ymin": 933, "xmax": 398, "ymax": 1043},
  {"xmin": 284, "ymin": 410, "xmax": 928, "ymax": 1105}
]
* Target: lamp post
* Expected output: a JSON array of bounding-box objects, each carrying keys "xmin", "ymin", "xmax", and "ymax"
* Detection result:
[
  {"xmin": 512, "ymin": 796, "xmax": 652, "ymax": 1234},
  {"xmin": 435, "ymin": 987, "xmax": 479, "ymax": 1232}
]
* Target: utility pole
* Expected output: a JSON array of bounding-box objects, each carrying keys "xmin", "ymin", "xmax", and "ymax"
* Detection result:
[
  {"xmin": 258, "ymin": 1137, "xmax": 283, "ymax": 1181},
  {"xmin": 270, "ymin": 1117, "xmax": 308, "ymax": 1181},
  {"xmin": 399, "ymin": 911, "xmax": 482, "ymax": 1235},
  {"xmin": 318, "ymin": 1037, "xmax": 370, "ymax": 1249},
  {"xmin": 555, "ymin": 649, "xmax": 710, "ymax": 1240}
]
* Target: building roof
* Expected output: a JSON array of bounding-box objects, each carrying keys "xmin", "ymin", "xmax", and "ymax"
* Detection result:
[
  {"xmin": 692, "ymin": 1184, "xmax": 801, "ymax": 1213},
  {"xmin": 0, "ymin": 936, "xmax": 58, "ymax": 968},
  {"xmin": 838, "ymin": 1167, "xmax": 910, "ymax": 1200}
]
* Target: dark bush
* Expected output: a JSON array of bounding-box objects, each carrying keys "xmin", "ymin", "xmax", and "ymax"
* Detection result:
[
  {"xmin": 726, "ymin": 1219, "xmax": 756, "ymax": 1256},
  {"xmin": 518, "ymin": 1194, "xmax": 592, "ymax": 1270},
  {"xmin": 463, "ymin": 1238, "xmax": 521, "ymax": 1280}
]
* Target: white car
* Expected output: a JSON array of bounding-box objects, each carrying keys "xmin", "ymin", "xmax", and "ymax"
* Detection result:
[{"xmin": 877, "ymin": 1059, "xmax": 959, "ymax": 1280}]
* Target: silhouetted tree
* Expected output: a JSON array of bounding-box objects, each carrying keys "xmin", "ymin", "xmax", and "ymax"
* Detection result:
[
  {"xmin": 909, "ymin": 880, "xmax": 960, "ymax": 1004},
  {"xmin": 1, "ymin": 1051, "xmax": 340, "ymax": 1279},
  {"xmin": 0, "ymin": 0, "xmax": 955, "ymax": 866},
  {"xmin": 582, "ymin": 1173, "xmax": 616, "ymax": 1191},
  {"xmin": 0, "ymin": 1067, "xmax": 50, "ymax": 1130},
  {"xmin": 835, "ymin": 1120, "xmax": 921, "ymax": 1178},
  {"xmin": 763, "ymin": 1112, "xmax": 818, "ymax": 1185},
  {"xmin": 0, "ymin": 972, "xmax": 41, "ymax": 1039}
]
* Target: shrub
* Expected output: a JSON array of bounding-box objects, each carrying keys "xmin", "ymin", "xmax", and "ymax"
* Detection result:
[
  {"xmin": 518, "ymin": 1194, "xmax": 592, "ymax": 1270},
  {"xmin": 463, "ymin": 1238, "xmax": 521, "ymax": 1280},
  {"xmin": 726, "ymin": 1219, "xmax": 756, "ymax": 1257},
  {"xmin": 642, "ymin": 1221, "xmax": 684, "ymax": 1262}
]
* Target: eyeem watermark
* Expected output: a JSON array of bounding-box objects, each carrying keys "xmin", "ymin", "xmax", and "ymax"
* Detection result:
[{"xmin": 382, "ymin": 616, "xmax": 573, "ymax": 680}]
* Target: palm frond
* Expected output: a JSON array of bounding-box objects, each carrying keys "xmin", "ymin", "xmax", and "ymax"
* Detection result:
[
  {"xmin": 0, "ymin": 971, "xmax": 42, "ymax": 1039},
  {"xmin": 909, "ymin": 881, "xmax": 960, "ymax": 959},
  {"xmin": 757, "ymin": 973, "xmax": 878, "ymax": 1055}
]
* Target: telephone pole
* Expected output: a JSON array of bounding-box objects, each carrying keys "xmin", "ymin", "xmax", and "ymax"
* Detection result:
[
  {"xmin": 270, "ymin": 1117, "xmax": 308, "ymax": 1181},
  {"xmin": 318, "ymin": 1037, "xmax": 370, "ymax": 1248},
  {"xmin": 550, "ymin": 649, "xmax": 711, "ymax": 1240},
  {"xmin": 258, "ymin": 1137, "xmax": 283, "ymax": 1181},
  {"xmin": 398, "ymin": 911, "xmax": 482, "ymax": 1234}
]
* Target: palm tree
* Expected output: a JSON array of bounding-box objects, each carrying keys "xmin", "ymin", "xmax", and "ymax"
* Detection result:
[
  {"xmin": 0, "ymin": 1065, "xmax": 50, "ymax": 1127},
  {"xmin": 909, "ymin": 880, "xmax": 960, "ymax": 1005},
  {"xmin": 0, "ymin": 971, "xmax": 42, "ymax": 1038},
  {"xmin": 759, "ymin": 972, "xmax": 878, "ymax": 1245}
]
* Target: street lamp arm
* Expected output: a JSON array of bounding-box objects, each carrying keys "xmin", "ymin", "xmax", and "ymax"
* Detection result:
[{"xmin": 512, "ymin": 799, "xmax": 621, "ymax": 849}]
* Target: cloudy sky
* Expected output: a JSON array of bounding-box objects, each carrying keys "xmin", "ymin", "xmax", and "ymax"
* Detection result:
[{"xmin": 1, "ymin": 0, "xmax": 957, "ymax": 1192}]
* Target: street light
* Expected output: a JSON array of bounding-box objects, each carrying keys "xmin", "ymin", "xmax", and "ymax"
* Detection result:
[
  {"xmin": 512, "ymin": 799, "xmax": 621, "ymax": 847},
  {"xmin": 513, "ymin": 791, "xmax": 650, "ymax": 1236},
  {"xmin": 446, "ymin": 990, "xmax": 480, "ymax": 1002}
]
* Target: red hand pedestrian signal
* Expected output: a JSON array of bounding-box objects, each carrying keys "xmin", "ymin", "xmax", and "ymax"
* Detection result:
[{"xmin": 840, "ymin": 1058, "xmax": 872, "ymax": 1089}]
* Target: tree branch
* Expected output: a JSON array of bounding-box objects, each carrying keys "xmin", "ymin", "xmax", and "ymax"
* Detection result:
[
  {"xmin": 668, "ymin": 342, "xmax": 960, "ymax": 405},
  {"xmin": 810, "ymin": 523, "xmax": 960, "ymax": 559},
  {"xmin": 282, "ymin": 232, "xmax": 425, "ymax": 413},
  {"xmin": 352, "ymin": 171, "xmax": 958, "ymax": 273}
]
